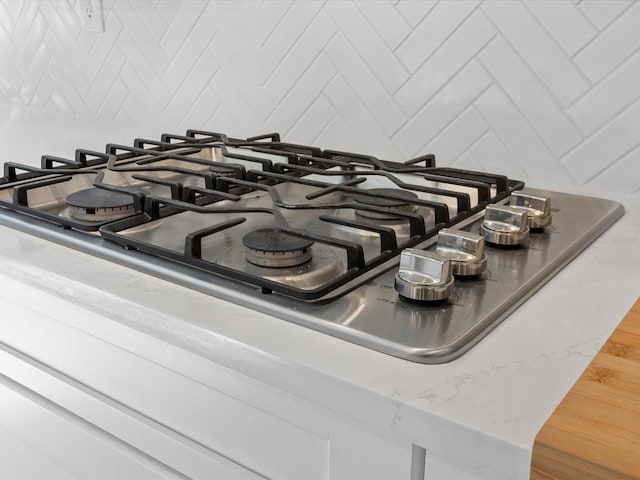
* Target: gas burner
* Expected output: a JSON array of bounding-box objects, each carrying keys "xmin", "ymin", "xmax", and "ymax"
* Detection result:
[
  {"xmin": 65, "ymin": 188, "xmax": 137, "ymax": 222},
  {"xmin": 242, "ymin": 228, "xmax": 314, "ymax": 268},
  {"xmin": 353, "ymin": 188, "xmax": 419, "ymax": 219}
]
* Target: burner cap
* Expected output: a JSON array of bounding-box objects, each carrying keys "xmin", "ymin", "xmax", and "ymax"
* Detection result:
[
  {"xmin": 65, "ymin": 188, "xmax": 137, "ymax": 222},
  {"xmin": 353, "ymin": 188, "xmax": 419, "ymax": 219},
  {"xmin": 242, "ymin": 228, "xmax": 314, "ymax": 268}
]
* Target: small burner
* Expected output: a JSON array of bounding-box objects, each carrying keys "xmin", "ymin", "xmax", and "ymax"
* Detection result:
[
  {"xmin": 242, "ymin": 228, "xmax": 314, "ymax": 268},
  {"xmin": 65, "ymin": 188, "xmax": 137, "ymax": 222},
  {"xmin": 353, "ymin": 188, "xmax": 419, "ymax": 219}
]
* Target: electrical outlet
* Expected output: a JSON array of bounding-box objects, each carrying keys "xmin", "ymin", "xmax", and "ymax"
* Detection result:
[{"xmin": 80, "ymin": 0, "xmax": 104, "ymax": 32}]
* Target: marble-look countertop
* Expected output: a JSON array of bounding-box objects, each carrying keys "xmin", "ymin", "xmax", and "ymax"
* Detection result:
[{"xmin": 1, "ymin": 106, "xmax": 639, "ymax": 479}]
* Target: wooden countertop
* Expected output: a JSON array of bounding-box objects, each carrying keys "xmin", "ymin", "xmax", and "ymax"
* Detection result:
[{"xmin": 531, "ymin": 298, "xmax": 640, "ymax": 480}]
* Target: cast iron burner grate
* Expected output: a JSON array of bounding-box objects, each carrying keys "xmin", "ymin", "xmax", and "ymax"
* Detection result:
[
  {"xmin": 93, "ymin": 129, "xmax": 522, "ymax": 300},
  {"xmin": 0, "ymin": 128, "xmax": 522, "ymax": 300}
]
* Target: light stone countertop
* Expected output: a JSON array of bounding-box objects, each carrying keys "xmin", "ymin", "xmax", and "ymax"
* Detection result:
[{"xmin": 1, "ymin": 106, "xmax": 639, "ymax": 479}]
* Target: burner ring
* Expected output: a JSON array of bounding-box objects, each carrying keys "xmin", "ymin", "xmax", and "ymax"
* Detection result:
[
  {"xmin": 242, "ymin": 228, "xmax": 314, "ymax": 268},
  {"xmin": 353, "ymin": 188, "xmax": 419, "ymax": 219},
  {"xmin": 65, "ymin": 188, "xmax": 137, "ymax": 222}
]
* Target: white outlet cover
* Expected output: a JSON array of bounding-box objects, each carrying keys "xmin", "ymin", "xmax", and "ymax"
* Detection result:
[{"xmin": 80, "ymin": 0, "xmax": 104, "ymax": 33}]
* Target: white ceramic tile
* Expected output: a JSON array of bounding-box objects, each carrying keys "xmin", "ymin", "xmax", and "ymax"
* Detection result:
[
  {"xmin": 525, "ymin": 0, "xmax": 597, "ymax": 56},
  {"xmin": 96, "ymin": 77, "xmax": 128, "ymax": 119},
  {"xmin": 222, "ymin": 2, "xmax": 273, "ymax": 47},
  {"xmin": 474, "ymin": 86, "xmax": 573, "ymax": 186},
  {"xmin": 325, "ymin": 34, "xmax": 405, "ymax": 137},
  {"xmin": 208, "ymin": 32, "xmax": 275, "ymax": 121},
  {"xmin": 0, "ymin": 2, "xmax": 13, "ymax": 33},
  {"xmin": 10, "ymin": 0, "xmax": 37, "ymax": 47},
  {"xmin": 259, "ymin": 0, "xmax": 293, "ymax": 33},
  {"xmin": 83, "ymin": 11, "xmax": 123, "ymax": 83},
  {"xmin": 394, "ymin": 60, "xmax": 492, "ymax": 158},
  {"xmin": 46, "ymin": 56, "xmax": 91, "ymax": 115},
  {"xmin": 314, "ymin": 114, "xmax": 367, "ymax": 154},
  {"xmin": 562, "ymin": 99, "xmax": 640, "ymax": 184},
  {"xmin": 324, "ymin": 1, "xmax": 408, "ymax": 93},
  {"xmin": 206, "ymin": 3, "xmax": 274, "ymax": 85},
  {"xmin": 127, "ymin": 0, "xmax": 168, "ymax": 42},
  {"xmin": 210, "ymin": 70, "xmax": 267, "ymax": 137},
  {"xmin": 395, "ymin": 10, "xmax": 495, "ymax": 117},
  {"xmin": 267, "ymin": 54, "xmax": 336, "ymax": 135},
  {"xmin": 470, "ymin": 130, "xmax": 529, "ymax": 180},
  {"xmin": 587, "ymin": 145, "xmax": 640, "ymax": 194},
  {"xmin": 84, "ymin": 45, "xmax": 126, "ymax": 113},
  {"xmin": 118, "ymin": 63, "xmax": 163, "ymax": 114},
  {"xmin": 577, "ymin": 0, "xmax": 632, "ymax": 30},
  {"xmin": 41, "ymin": 29, "xmax": 91, "ymax": 97},
  {"xmin": 450, "ymin": 149, "xmax": 484, "ymax": 173},
  {"xmin": 394, "ymin": 0, "xmax": 438, "ymax": 28},
  {"xmin": 116, "ymin": 2, "xmax": 170, "ymax": 73},
  {"xmin": 116, "ymin": 29, "xmax": 171, "ymax": 103},
  {"xmin": 424, "ymin": 107, "xmax": 489, "ymax": 165},
  {"xmin": 482, "ymin": 0, "xmax": 589, "ymax": 106},
  {"xmin": 286, "ymin": 94, "xmax": 336, "ymax": 145},
  {"xmin": 568, "ymin": 50, "xmax": 640, "ymax": 135},
  {"xmin": 396, "ymin": 0, "xmax": 479, "ymax": 73},
  {"xmin": 478, "ymin": 36, "xmax": 583, "ymax": 156},
  {"xmin": 573, "ymin": 1, "xmax": 640, "ymax": 82},
  {"xmin": 164, "ymin": 52, "xmax": 218, "ymax": 125},
  {"xmin": 208, "ymin": 101, "xmax": 244, "ymax": 138},
  {"xmin": 177, "ymin": 85, "xmax": 222, "ymax": 131},
  {"xmin": 19, "ymin": 41, "xmax": 51, "ymax": 106},
  {"xmin": 162, "ymin": 9, "xmax": 218, "ymax": 93},
  {"xmin": 353, "ymin": 0, "xmax": 410, "ymax": 50},
  {"xmin": 264, "ymin": 11, "xmax": 336, "ymax": 104},
  {"xmin": 159, "ymin": 0, "xmax": 206, "ymax": 59},
  {"xmin": 323, "ymin": 75, "xmax": 404, "ymax": 160},
  {"xmin": 0, "ymin": 28, "xmax": 19, "ymax": 86},
  {"xmin": 15, "ymin": 10, "xmax": 45, "ymax": 80},
  {"xmin": 30, "ymin": 69, "xmax": 57, "ymax": 110},
  {"xmin": 39, "ymin": 3, "xmax": 83, "ymax": 66},
  {"xmin": 261, "ymin": 1, "xmax": 323, "ymax": 66}
]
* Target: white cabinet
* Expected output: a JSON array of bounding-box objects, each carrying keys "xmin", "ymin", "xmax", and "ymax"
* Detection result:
[{"xmin": 0, "ymin": 294, "xmax": 414, "ymax": 480}]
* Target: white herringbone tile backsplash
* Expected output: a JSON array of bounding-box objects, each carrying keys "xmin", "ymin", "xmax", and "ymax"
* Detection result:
[{"xmin": 0, "ymin": 0, "xmax": 639, "ymax": 196}]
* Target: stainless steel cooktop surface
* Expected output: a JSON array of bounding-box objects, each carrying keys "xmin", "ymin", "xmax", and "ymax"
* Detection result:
[{"xmin": 0, "ymin": 130, "xmax": 624, "ymax": 363}]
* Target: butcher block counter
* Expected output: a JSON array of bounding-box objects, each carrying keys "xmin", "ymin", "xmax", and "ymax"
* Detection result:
[{"xmin": 532, "ymin": 299, "xmax": 640, "ymax": 480}]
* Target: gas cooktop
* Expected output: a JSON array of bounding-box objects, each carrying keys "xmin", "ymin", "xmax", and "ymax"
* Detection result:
[{"xmin": 0, "ymin": 130, "xmax": 624, "ymax": 362}]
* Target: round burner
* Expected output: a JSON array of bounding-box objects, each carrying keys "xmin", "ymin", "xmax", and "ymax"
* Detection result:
[
  {"xmin": 65, "ymin": 188, "xmax": 137, "ymax": 222},
  {"xmin": 242, "ymin": 228, "xmax": 314, "ymax": 268},
  {"xmin": 353, "ymin": 188, "xmax": 419, "ymax": 219}
]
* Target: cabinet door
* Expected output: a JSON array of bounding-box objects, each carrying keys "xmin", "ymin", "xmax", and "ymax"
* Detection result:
[
  {"xmin": 1, "ymin": 286, "xmax": 412, "ymax": 480},
  {"xmin": 0, "ymin": 378, "xmax": 166, "ymax": 480}
]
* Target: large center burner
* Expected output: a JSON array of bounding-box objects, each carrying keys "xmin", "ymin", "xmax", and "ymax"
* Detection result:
[{"xmin": 0, "ymin": 129, "xmax": 624, "ymax": 363}]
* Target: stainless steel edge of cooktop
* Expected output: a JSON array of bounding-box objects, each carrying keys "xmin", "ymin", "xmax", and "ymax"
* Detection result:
[{"xmin": 0, "ymin": 188, "xmax": 624, "ymax": 363}]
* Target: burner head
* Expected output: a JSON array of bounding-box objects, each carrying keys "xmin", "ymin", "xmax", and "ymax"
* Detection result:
[
  {"xmin": 65, "ymin": 188, "xmax": 137, "ymax": 222},
  {"xmin": 242, "ymin": 228, "xmax": 314, "ymax": 268},
  {"xmin": 353, "ymin": 188, "xmax": 419, "ymax": 219}
]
